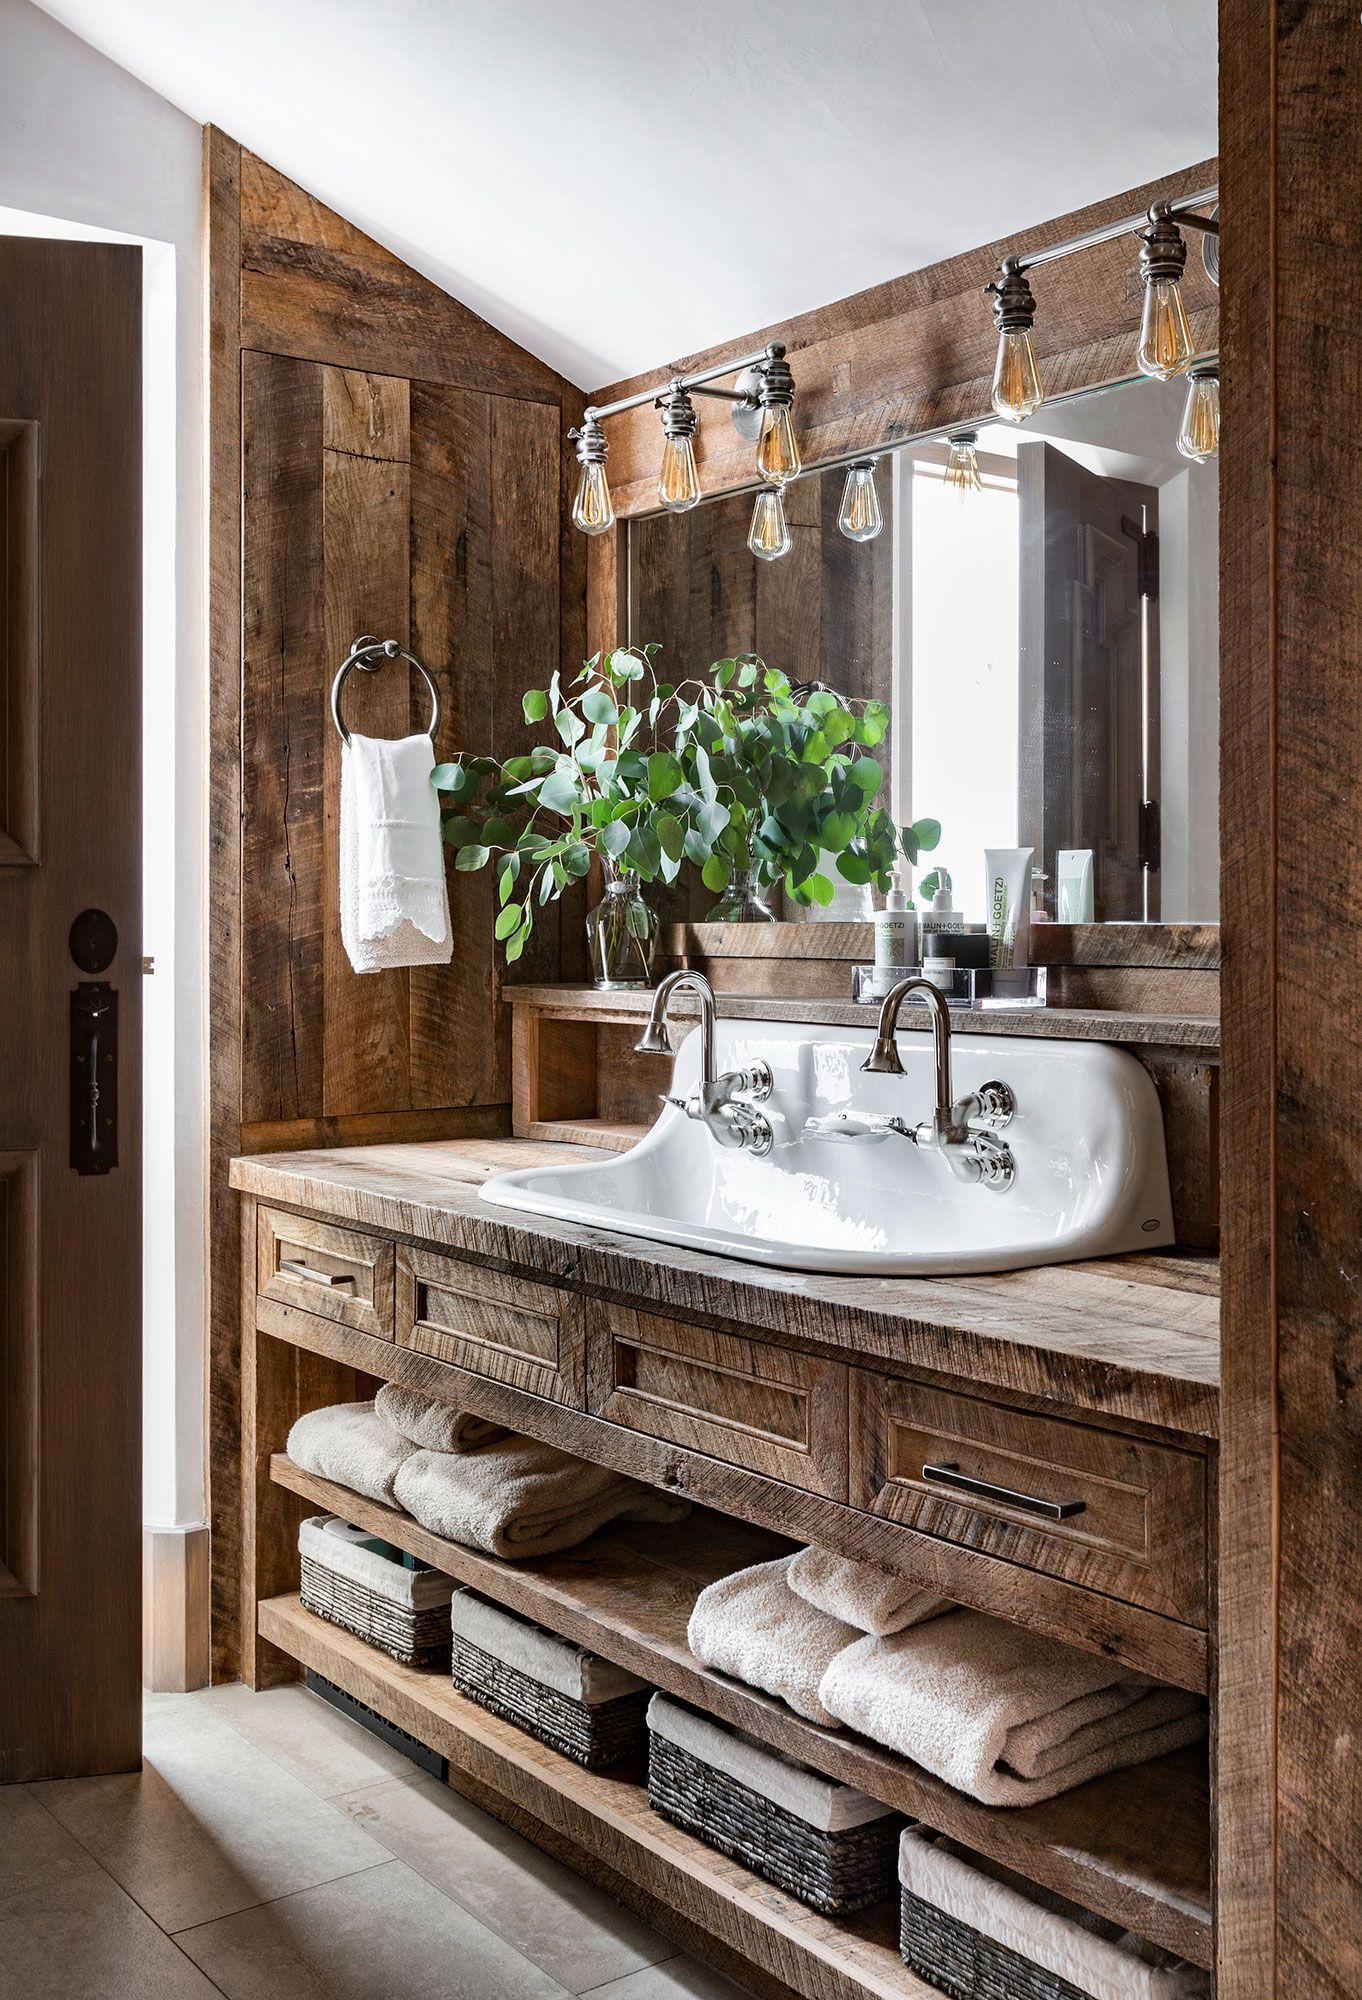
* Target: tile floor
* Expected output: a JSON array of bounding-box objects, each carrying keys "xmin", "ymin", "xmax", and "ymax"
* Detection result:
[{"xmin": 4, "ymin": 1683, "xmax": 754, "ymax": 2000}]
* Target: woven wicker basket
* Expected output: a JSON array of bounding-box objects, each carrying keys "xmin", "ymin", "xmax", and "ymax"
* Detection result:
[
  {"xmin": 452, "ymin": 1631, "xmax": 650, "ymax": 1768},
  {"xmin": 300, "ymin": 1554, "xmax": 452, "ymax": 1669},
  {"xmin": 648, "ymin": 1729, "xmax": 901, "ymax": 1916},
  {"xmin": 900, "ymin": 1887, "xmax": 1101, "ymax": 2000}
]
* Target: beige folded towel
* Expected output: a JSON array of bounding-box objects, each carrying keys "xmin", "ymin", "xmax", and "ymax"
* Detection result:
[
  {"xmin": 375, "ymin": 1381, "xmax": 507, "ymax": 1455},
  {"xmin": 819, "ymin": 1610, "xmax": 1207, "ymax": 1806},
  {"xmin": 452, "ymin": 1590, "xmax": 647, "ymax": 1705},
  {"xmin": 686, "ymin": 1554, "xmax": 859, "ymax": 1729},
  {"xmin": 648, "ymin": 1694, "xmax": 896, "ymax": 1833},
  {"xmin": 286, "ymin": 1400, "xmax": 416, "ymax": 1505},
  {"xmin": 392, "ymin": 1436, "xmax": 690, "ymax": 1559},
  {"xmin": 788, "ymin": 1546, "xmax": 954, "ymax": 1636},
  {"xmin": 899, "ymin": 1829, "xmax": 1209, "ymax": 2000}
]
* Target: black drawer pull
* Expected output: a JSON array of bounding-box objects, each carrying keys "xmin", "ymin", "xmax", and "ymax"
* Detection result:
[{"xmin": 921, "ymin": 1461, "xmax": 1087, "ymax": 1522}]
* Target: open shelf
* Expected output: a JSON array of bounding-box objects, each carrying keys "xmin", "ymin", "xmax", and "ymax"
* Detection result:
[
  {"xmin": 272, "ymin": 1453, "xmax": 1212, "ymax": 1968},
  {"xmin": 522, "ymin": 1116, "xmax": 651, "ymax": 1154},
  {"xmin": 261, "ymin": 1591, "xmax": 936, "ymax": 2000}
]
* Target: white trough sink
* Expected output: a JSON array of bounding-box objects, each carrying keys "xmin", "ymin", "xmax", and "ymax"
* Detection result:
[{"xmin": 480, "ymin": 1018, "xmax": 1175, "ymax": 1277}]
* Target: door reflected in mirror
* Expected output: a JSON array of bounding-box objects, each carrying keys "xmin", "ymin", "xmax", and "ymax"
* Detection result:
[{"xmin": 628, "ymin": 372, "xmax": 1218, "ymax": 924}]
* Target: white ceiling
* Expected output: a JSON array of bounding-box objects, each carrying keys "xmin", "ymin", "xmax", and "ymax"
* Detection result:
[{"xmin": 32, "ymin": 0, "xmax": 1217, "ymax": 390}]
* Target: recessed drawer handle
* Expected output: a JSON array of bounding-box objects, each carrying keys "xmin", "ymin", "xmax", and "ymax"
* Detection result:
[
  {"xmin": 280, "ymin": 1258, "xmax": 356, "ymax": 1293},
  {"xmin": 921, "ymin": 1461, "xmax": 1087, "ymax": 1522}
]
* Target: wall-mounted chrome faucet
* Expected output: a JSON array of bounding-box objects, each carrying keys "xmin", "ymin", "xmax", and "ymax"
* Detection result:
[
  {"xmin": 816, "ymin": 976, "xmax": 1018, "ymax": 1190},
  {"xmin": 634, "ymin": 970, "xmax": 774, "ymax": 1156}
]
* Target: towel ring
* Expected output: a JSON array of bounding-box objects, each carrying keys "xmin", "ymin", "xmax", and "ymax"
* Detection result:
[{"xmin": 331, "ymin": 635, "xmax": 442, "ymax": 746}]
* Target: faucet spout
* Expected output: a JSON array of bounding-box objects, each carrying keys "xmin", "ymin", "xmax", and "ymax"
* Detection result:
[
  {"xmin": 635, "ymin": 969, "xmax": 716, "ymax": 1080},
  {"xmin": 861, "ymin": 977, "xmax": 955, "ymax": 1132},
  {"xmin": 859, "ymin": 977, "xmax": 1017, "ymax": 1188},
  {"xmin": 635, "ymin": 970, "xmax": 773, "ymax": 1155}
]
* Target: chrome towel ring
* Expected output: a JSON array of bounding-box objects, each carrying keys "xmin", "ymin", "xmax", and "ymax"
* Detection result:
[{"xmin": 331, "ymin": 635, "xmax": 442, "ymax": 746}]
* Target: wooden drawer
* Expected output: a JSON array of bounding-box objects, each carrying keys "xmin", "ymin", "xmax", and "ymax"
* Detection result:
[
  {"xmin": 850, "ymin": 1372, "xmax": 1206, "ymax": 1624},
  {"xmin": 396, "ymin": 1246, "xmax": 583, "ymax": 1406},
  {"xmin": 586, "ymin": 1302, "xmax": 847, "ymax": 1499},
  {"xmin": 256, "ymin": 1205, "xmax": 394, "ymax": 1340}
]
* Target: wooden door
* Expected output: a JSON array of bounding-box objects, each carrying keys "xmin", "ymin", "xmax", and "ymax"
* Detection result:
[
  {"xmin": 0, "ymin": 239, "xmax": 142, "ymax": 1779},
  {"xmin": 1017, "ymin": 442, "xmax": 1160, "ymax": 920}
]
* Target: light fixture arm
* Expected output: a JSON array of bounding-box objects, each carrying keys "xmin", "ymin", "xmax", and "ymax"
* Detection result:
[
  {"xmin": 1002, "ymin": 182, "xmax": 1218, "ymax": 278},
  {"xmin": 583, "ymin": 341, "xmax": 789, "ymax": 425}
]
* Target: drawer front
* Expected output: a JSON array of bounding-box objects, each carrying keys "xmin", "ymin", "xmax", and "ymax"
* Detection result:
[
  {"xmin": 586, "ymin": 1302, "xmax": 847, "ymax": 1498},
  {"xmin": 256, "ymin": 1205, "xmax": 395, "ymax": 1340},
  {"xmin": 396, "ymin": 1246, "xmax": 583, "ymax": 1406},
  {"xmin": 850, "ymin": 1372, "xmax": 1206, "ymax": 1623}
]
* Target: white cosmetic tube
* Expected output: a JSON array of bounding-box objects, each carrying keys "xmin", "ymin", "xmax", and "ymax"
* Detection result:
[
  {"xmin": 1056, "ymin": 848, "xmax": 1095, "ymax": 924},
  {"xmin": 985, "ymin": 847, "xmax": 1034, "ymax": 970}
]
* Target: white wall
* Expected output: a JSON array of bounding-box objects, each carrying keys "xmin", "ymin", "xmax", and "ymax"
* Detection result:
[
  {"xmin": 1159, "ymin": 465, "xmax": 1221, "ymax": 921},
  {"xmin": 0, "ymin": 0, "xmax": 206, "ymax": 1532}
]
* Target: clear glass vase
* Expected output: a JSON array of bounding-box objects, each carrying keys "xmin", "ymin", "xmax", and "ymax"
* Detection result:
[
  {"xmin": 586, "ymin": 859, "xmax": 656, "ymax": 988},
  {"xmin": 706, "ymin": 863, "xmax": 777, "ymax": 923}
]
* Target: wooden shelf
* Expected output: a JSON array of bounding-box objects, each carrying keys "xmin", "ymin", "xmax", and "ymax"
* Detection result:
[
  {"xmin": 272, "ymin": 1453, "xmax": 1212, "ymax": 1968},
  {"xmin": 523, "ymin": 1116, "xmax": 651, "ymax": 1154},
  {"xmin": 260, "ymin": 1591, "xmax": 936, "ymax": 2000}
]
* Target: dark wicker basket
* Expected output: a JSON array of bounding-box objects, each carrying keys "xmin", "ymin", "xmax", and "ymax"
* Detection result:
[
  {"xmin": 300, "ymin": 1554, "xmax": 452, "ymax": 1669},
  {"xmin": 648, "ymin": 1728, "xmax": 901, "ymax": 1916},
  {"xmin": 900, "ymin": 1886, "xmax": 1101, "ymax": 2000},
  {"xmin": 452, "ymin": 1631, "xmax": 650, "ymax": 1769}
]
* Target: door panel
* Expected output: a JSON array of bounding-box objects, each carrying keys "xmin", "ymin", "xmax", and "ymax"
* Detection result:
[{"xmin": 0, "ymin": 239, "xmax": 142, "ymax": 1779}]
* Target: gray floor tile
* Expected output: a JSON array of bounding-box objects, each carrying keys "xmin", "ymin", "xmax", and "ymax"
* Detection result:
[
  {"xmin": 0, "ymin": 1784, "xmax": 101, "ymax": 1917},
  {"xmin": 192, "ymin": 1680, "xmax": 422, "ymax": 1798},
  {"xmin": 0, "ymin": 1866, "xmax": 221, "ymax": 1999},
  {"xmin": 579, "ymin": 1959, "xmax": 755, "ymax": 2000},
  {"xmin": 338, "ymin": 1772, "xmax": 671, "ymax": 1993},
  {"xmin": 32, "ymin": 1691, "xmax": 389, "ymax": 1932},
  {"xmin": 176, "ymin": 1856, "xmax": 573, "ymax": 2000}
]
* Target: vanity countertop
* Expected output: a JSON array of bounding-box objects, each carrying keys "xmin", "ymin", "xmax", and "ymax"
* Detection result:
[{"xmin": 230, "ymin": 1138, "xmax": 1220, "ymax": 1439}]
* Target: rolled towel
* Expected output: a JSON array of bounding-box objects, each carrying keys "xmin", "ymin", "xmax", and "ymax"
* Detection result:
[
  {"xmin": 392, "ymin": 1435, "xmax": 690, "ymax": 1559},
  {"xmin": 899, "ymin": 1828, "xmax": 1209, "ymax": 2000},
  {"xmin": 286, "ymin": 1400, "xmax": 416, "ymax": 1506},
  {"xmin": 788, "ymin": 1546, "xmax": 954, "ymax": 1637},
  {"xmin": 686, "ymin": 1554, "xmax": 859, "ymax": 1729},
  {"xmin": 647, "ymin": 1694, "xmax": 896, "ymax": 1833},
  {"xmin": 375, "ymin": 1381, "xmax": 507, "ymax": 1455},
  {"xmin": 819, "ymin": 1610, "xmax": 1207, "ymax": 1806}
]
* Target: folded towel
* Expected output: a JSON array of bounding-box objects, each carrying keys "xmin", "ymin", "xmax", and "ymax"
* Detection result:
[
  {"xmin": 819, "ymin": 1610, "xmax": 1206, "ymax": 1806},
  {"xmin": 392, "ymin": 1435, "xmax": 690, "ymax": 1559},
  {"xmin": 686, "ymin": 1555, "xmax": 860, "ymax": 1729},
  {"xmin": 788, "ymin": 1546, "xmax": 954, "ymax": 1637},
  {"xmin": 647, "ymin": 1694, "xmax": 896, "ymax": 1833},
  {"xmin": 286, "ymin": 1400, "xmax": 416, "ymax": 1506},
  {"xmin": 899, "ymin": 1829, "xmax": 1209, "ymax": 2000},
  {"xmin": 340, "ymin": 730, "xmax": 452, "ymax": 974},
  {"xmin": 375, "ymin": 1381, "xmax": 507, "ymax": 1455},
  {"xmin": 299, "ymin": 1515, "xmax": 455, "ymax": 1612},
  {"xmin": 452, "ymin": 1590, "xmax": 648, "ymax": 1705}
]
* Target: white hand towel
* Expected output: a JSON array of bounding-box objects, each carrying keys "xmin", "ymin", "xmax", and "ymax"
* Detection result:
[
  {"xmin": 286, "ymin": 1399, "xmax": 417, "ymax": 1506},
  {"xmin": 788, "ymin": 1545, "xmax": 954, "ymax": 1636},
  {"xmin": 818, "ymin": 1609, "xmax": 1207, "ymax": 1806},
  {"xmin": 686, "ymin": 1554, "xmax": 860, "ymax": 1729},
  {"xmin": 392, "ymin": 1435, "xmax": 690, "ymax": 1560},
  {"xmin": 340, "ymin": 731, "xmax": 452, "ymax": 973},
  {"xmin": 375, "ymin": 1381, "xmax": 507, "ymax": 1455},
  {"xmin": 899, "ymin": 1829, "xmax": 1209, "ymax": 2000}
]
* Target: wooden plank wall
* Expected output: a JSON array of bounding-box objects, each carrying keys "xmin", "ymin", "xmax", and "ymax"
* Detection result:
[
  {"xmin": 207, "ymin": 132, "xmax": 586, "ymax": 1677},
  {"xmin": 1218, "ymin": 3, "xmax": 1362, "ymax": 1995}
]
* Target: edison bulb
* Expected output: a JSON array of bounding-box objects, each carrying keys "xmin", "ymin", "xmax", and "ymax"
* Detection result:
[
  {"xmin": 658, "ymin": 433, "xmax": 700, "ymax": 512},
  {"xmin": 838, "ymin": 462, "xmax": 882, "ymax": 542},
  {"xmin": 1178, "ymin": 369, "xmax": 1220, "ymax": 462},
  {"xmin": 756, "ymin": 402, "xmax": 801, "ymax": 484},
  {"xmin": 944, "ymin": 436, "xmax": 982, "ymax": 502},
  {"xmin": 748, "ymin": 485, "xmax": 792, "ymax": 562},
  {"xmin": 572, "ymin": 462, "xmax": 614, "ymax": 536},
  {"xmin": 1137, "ymin": 277, "xmax": 1193, "ymax": 380},
  {"xmin": 991, "ymin": 330, "xmax": 1044, "ymax": 423}
]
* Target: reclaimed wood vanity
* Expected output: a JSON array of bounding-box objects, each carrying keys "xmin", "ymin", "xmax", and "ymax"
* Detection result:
[{"xmin": 231, "ymin": 1122, "xmax": 1219, "ymax": 2000}]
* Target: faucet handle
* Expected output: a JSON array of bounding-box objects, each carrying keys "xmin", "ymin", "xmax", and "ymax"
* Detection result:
[
  {"xmin": 972, "ymin": 1081, "xmax": 1016, "ymax": 1129},
  {"xmin": 724, "ymin": 1061, "xmax": 773, "ymax": 1101}
]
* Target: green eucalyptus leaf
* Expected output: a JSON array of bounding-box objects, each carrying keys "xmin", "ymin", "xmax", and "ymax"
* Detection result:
[
  {"xmin": 702, "ymin": 854, "xmax": 730, "ymax": 894},
  {"xmin": 538, "ymin": 770, "xmax": 579, "ymax": 814},
  {"xmin": 555, "ymin": 707, "xmax": 585, "ymax": 746},
  {"xmin": 847, "ymin": 756, "xmax": 883, "ymax": 795},
  {"xmin": 599, "ymin": 818, "xmax": 631, "ymax": 859},
  {"xmin": 522, "ymin": 689, "xmax": 548, "ymax": 724},
  {"xmin": 564, "ymin": 843, "xmax": 592, "ymax": 878},
  {"xmin": 819, "ymin": 810, "xmax": 858, "ymax": 852},
  {"xmin": 505, "ymin": 930, "xmax": 526, "ymax": 963},
  {"xmin": 445, "ymin": 817, "xmax": 488, "ymax": 849},
  {"xmin": 656, "ymin": 812, "xmax": 684, "ymax": 862},
  {"xmin": 647, "ymin": 751, "xmax": 684, "ymax": 801},
  {"xmin": 494, "ymin": 904, "xmax": 522, "ymax": 940},
  {"xmin": 454, "ymin": 844, "xmax": 490, "ymax": 872},
  {"xmin": 808, "ymin": 871, "xmax": 835, "ymax": 907},
  {"xmin": 837, "ymin": 850, "xmax": 873, "ymax": 885},
  {"xmin": 909, "ymin": 816, "xmax": 942, "ymax": 853},
  {"xmin": 581, "ymin": 686, "xmax": 618, "ymax": 726},
  {"xmin": 682, "ymin": 826, "xmax": 709, "ymax": 866}
]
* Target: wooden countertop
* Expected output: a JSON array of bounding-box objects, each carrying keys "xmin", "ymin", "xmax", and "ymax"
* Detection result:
[
  {"xmin": 230, "ymin": 1138, "xmax": 1220, "ymax": 1438},
  {"xmin": 504, "ymin": 983, "xmax": 1221, "ymax": 1053}
]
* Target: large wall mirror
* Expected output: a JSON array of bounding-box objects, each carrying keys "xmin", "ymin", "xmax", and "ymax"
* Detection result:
[{"xmin": 628, "ymin": 372, "xmax": 1218, "ymax": 924}]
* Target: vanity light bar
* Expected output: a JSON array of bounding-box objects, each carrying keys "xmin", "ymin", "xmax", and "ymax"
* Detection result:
[
  {"xmin": 569, "ymin": 342, "xmax": 802, "ymax": 553},
  {"xmin": 988, "ymin": 184, "xmax": 1220, "ymax": 442}
]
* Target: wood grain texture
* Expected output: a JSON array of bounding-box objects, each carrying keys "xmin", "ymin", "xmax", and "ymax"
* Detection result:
[
  {"xmin": 230, "ymin": 1140, "xmax": 1220, "ymax": 1437},
  {"xmin": 267, "ymin": 1465, "xmax": 1212, "ymax": 1965},
  {"xmin": 593, "ymin": 162, "xmax": 1217, "ymax": 516},
  {"xmin": 262, "ymin": 1591, "xmax": 940, "ymax": 2000},
  {"xmin": 256, "ymin": 1204, "xmax": 395, "ymax": 1340},
  {"xmin": 251, "ymin": 1283, "xmax": 1207, "ymax": 1692},
  {"xmin": 396, "ymin": 1242, "xmax": 583, "ymax": 1405}
]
